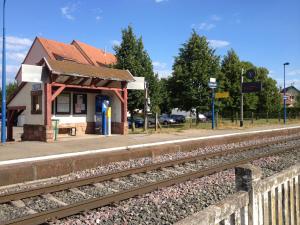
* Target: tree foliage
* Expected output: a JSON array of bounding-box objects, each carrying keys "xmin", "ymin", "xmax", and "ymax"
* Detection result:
[
  {"xmin": 168, "ymin": 31, "xmax": 220, "ymax": 119},
  {"xmin": 114, "ymin": 25, "xmax": 161, "ymax": 114}
]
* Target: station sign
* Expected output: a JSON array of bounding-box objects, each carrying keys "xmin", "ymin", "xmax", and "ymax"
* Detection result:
[
  {"xmin": 242, "ymin": 82, "xmax": 262, "ymax": 93},
  {"xmin": 208, "ymin": 82, "xmax": 217, "ymax": 89},
  {"xmin": 215, "ymin": 92, "xmax": 229, "ymax": 99},
  {"xmin": 127, "ymin": 77, "xmax": 145, "ymax": 90},
  {"xmin": 283, "ymin": 96, "xmax": 288, "ymax": 100},
  {"xmin": 246, "ymin": 69, "xmax": 256, "ymax": 80}
]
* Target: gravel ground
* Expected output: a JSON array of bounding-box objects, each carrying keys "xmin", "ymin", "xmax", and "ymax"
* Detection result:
[
  {"xmin": 22, "ymin": 196, "xmax": 61, "ymax": 213},
  {"xmin": 50, "ymin": 145, "xmax": 299, "ymax": 225},
  {"xmin": 52, "ymin": 170, "xmax": 236, "ymax": 225},
  {"xmin": 0, "ymin": 203, "xmax": 29, "ymax": 223},
  {"xmin": 0, "ymin": 135, "xmax": 299, "ymax": 224},
  {"xmin": 1, "ymin": 133, "xmax": 298, "ymax": 196}
]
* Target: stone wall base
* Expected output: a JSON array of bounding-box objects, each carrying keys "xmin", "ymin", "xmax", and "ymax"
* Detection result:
[
  {"xmin": 22, "ymin": 124, "xmax": 54, "ymax": 142},
  {"xmin": 112, "ymin": 122, "xmax": 128, "ymax": 135}
]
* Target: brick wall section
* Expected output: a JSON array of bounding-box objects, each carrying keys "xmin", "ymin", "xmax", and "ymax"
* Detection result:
[{"xmin": 22, "ymin": 124, "xmax": 54, "ymax": 142}]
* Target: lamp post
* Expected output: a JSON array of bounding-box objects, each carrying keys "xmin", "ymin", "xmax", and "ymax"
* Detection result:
[
  {"xmin": 1, "ymin": 0, "xmax": 7, "ymax": 143},
  {"xmin": 283, "ymin": 62, "xmax": 290, "ymax": 124}
]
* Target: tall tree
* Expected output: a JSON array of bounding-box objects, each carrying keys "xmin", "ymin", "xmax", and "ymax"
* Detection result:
[
  {"xmin": 221, "ymin": 49, "xmax": 242, "ymax": 118},
  {"xmin": 114, "ymin": 26, "xmax": 161, "ymax": 117},
  {"xmin": 255, "ymin": 67, "xmax": 281, "ymax": 113},
  {"xmin": 169, "ymin": 30, "xmax": 220, "ymax": 122}
]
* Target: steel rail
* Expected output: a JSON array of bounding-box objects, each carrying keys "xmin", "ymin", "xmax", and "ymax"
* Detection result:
[
  {"xmin": 4, "ymin": 143, "xmax": 298, "ymax": 225},
  {"xmin": 0, "ymin": 137, "xmax": 297, "ymax": 204}
]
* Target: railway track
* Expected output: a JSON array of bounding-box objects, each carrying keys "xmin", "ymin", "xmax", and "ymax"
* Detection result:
[{"xmin": 1, "ymin": 137, "xmax": 299, "ymax": 225}]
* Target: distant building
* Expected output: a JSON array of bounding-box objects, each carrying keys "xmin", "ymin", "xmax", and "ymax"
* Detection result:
[{"xmin": 280, "ymin": 86, "xmax": 300, "ymax": 107}]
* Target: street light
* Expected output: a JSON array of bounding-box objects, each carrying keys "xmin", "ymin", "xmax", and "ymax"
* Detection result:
[
  {"xmin": 1, "ymin": 0, "xmax": 7, "ymax": 143},
  {"xmin": 283, "ymin": 62, "xmax": 290, "ymax": 124}
]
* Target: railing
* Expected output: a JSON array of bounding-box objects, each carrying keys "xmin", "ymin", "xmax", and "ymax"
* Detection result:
[{"xmin": 175, "ymin": 163, "xmax": 300, "ymax": 225}]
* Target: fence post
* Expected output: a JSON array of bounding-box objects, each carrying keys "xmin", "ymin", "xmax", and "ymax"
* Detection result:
[
  {"xmin": 216, "ymin": 111, "xmax": 218, "ymax": 128},
  {"xmin": 251, "ymin": 112, "xmax": 254, "ymax": 125},
  {"xmin": 236, "ymin": 112, "xmax": 238, "ymax": 125},
  {"xmin": 266, "ymin": 112, "xmax": 269, "ymax": 123},
  {"xmin": 235, "ymin": 164, "xmax": 262, "ymax": 225}
]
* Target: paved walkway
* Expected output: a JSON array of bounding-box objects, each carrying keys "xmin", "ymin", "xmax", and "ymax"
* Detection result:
[{"xmin": 0, "ymin": 123, "xmax": 300, "ymax": 162}]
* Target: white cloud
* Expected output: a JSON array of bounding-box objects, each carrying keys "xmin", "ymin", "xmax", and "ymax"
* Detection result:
[
  {"xmin": 198, "ymin": 22, "xmax": 216, "ymax": 30},
  {"xmin": 96, "ymin": 16, "xmax": 102, "ymax": 21},
  {"xmin": 152, "ymin": 61, "xmax": 171, "ymax": 78},
  {"xmin": 61, "ymin": 3, "xmax": 78, "ymax": 20},
  {"xmin": 211, "ymin": 15, "xmax": 221, "ymax": 21},
  {"xmin": 110, "ymin": 40, "xmax": 121, "ymax": 47},
  {"xmin": 155, "ymin": 0, "xmax": 167, "ymax": 3},
  {"xmin": 288, "ymin": 69, "xmax": 300, "ymax": 76},
  {"xmin": 0, "ymin": 64, "xmax": 19, "ymax": 74},
  {"xmin": 208, "ymin": 39, "xmax": 230, "ymax": 48},
  {"xmin": 0, "ymin": 36, "xmax": 32, "ymax": 51},
  {"xmin": 153, "ymin": 61, "xmax": 167, "ymax": 69}
]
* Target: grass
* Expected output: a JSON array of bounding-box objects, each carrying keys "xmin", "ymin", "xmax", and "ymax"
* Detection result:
[{"xmin": 128, "ymin": 117, "xmax": 300, "ymax": 134}]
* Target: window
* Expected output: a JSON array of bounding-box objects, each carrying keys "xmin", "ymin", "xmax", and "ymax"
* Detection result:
[
  {"xmin": 73, "ymin": 93, "xmax": 87, "ymax": 114},
  {"xmin": 31, "ymin": 90, "xmax": 42, "ymax": 114},
  {"xmin": 56, "ymin": 93, "xmax": 71, "ymax": 114}
]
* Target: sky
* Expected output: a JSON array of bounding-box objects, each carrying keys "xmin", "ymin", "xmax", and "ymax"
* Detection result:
[{"xmin": 0, "ymin": 0, "xmax": 299, "ymax": 88}]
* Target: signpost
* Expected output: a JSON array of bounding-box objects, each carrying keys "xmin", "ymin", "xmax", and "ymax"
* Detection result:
[
  {"xmin": 215, "ymin": 92, "xmax": 229, "ymax": 99},
  {"xmin": 240, "ymin": 68, "xmax": 262, "ymax": 127},
  {"xmin": 208, "ymin": 78, "xmax": 217, "ymax": 130},
  {"xmin": 242, "ymin": 82, "xmax": 262, "ymax": 93}
]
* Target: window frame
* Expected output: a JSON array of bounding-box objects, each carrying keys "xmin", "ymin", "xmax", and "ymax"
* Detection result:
[
  {"xmin": 31, "ymin": 90, "xmax": 43, "ymax": 114},
  {"xmin": 55, "ymin": 92, "xmax": 71, "ymax": 115},
  {"xmin": 73, "ymin": 93, "xmax": 87, "ymax": 115}
]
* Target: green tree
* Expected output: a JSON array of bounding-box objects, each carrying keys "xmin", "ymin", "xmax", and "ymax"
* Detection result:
[
  {"xmin": 159, "ymin": 77, "xmax": 172, "ymax": 114},
  {"xmin": 113, "ymin": 26, "xmax": 161, "ymax": 119},
  {"xmin": 169, "ymin": 30, "xmax": 220, "ymax": 122},
  {"xmin": 0, "ymin": 82, "xmax": 17, "ymax": 112},
  {"xmin": 255, "ymin": 67, "xmax": 281, "ymax": 114},
  {"xmin": 220, "ymin": 49, "xmax": 242, "ymax": 119}
]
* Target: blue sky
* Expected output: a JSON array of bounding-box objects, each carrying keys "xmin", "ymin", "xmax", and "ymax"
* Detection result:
[{"xmin": 0, "ymin": 0, "xmax": 299, "ymax": 88}]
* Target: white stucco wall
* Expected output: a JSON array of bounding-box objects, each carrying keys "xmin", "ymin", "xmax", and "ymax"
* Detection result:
[
  {"xmin": 52, "ymin": 91, "xmax": 121, "ymax": 124},
  {"xmin": 8, "ymin": 82, "xmax": 45, "ymax": 125},
  {"xmin": 16, "ymin": 39, "xmax": 49, "ymax": 85}
]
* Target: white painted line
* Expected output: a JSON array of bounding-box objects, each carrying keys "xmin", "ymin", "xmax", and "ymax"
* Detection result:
[{"xmin": 0, "ymin": 126, "xmax": 299, "ymax": 166}]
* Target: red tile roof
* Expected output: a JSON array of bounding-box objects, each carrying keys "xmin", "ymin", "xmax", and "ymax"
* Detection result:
[
  {"xmin": 72, "ymin": 40, "xmax": 117, "ymax": 66},
  {"xmin": 37, "ymin": 37, "xmax": 90, "ymax": 65}
]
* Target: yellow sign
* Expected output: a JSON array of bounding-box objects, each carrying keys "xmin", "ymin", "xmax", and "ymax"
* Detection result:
[
  {"xmin": 215, "ymin": 92, "xmax": 229, "ymax": 99},
  {"xmin": 106, "ymin": 107, "xmax": 111, "ymax": 118}
]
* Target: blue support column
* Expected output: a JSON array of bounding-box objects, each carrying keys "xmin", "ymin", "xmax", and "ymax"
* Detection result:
[
  {"xmin": 1, "ymin": 0, "xmax": 7, "ymax": 143},
  {"xmin": 212, "ymin": 89, "xmax": 215, "ymax": 129}
]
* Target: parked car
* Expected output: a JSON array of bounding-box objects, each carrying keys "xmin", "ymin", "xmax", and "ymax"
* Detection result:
[
  {"xmin": 159, "ymin": 115, "xmax": 176, "ymax": 125},
  {"xmin": 127, "ymin": 117, "xmax": 144, "ymax": 128},
  {"xmin": 170, "ymin": 114, "xmax": 186, "ymax": 123},
  {"xmin": 198, "ymin": 113, "xmax": 207, "ymax": 122}
]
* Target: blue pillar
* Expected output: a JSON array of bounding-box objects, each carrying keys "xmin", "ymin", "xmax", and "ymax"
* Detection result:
[
  {"xmin": 212, "ymin": 89, "xmax": 215, "ymax": 129},
  {"xmin": 283, "ymin": 65, "xmax": 286, "ymax": 125},
  {"xmin": 1, "ymin": 0, "xmax": 7, "ymax": 143}
]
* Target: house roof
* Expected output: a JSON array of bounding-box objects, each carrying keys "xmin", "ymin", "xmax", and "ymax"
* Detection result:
[
  {"xmin": 45, "ymin": 58, "xmax": 134, "ymax": 82},
  {"xmin": 37, "ymin": 37, "xmax": 90, "ymax": 65},
  {"xmin": 72, "ymin": 40, "xmax": 117, "ymax": 66},
  {"xmin": 280, "ymin": 86, "xmax": 300, "ymax": 94}
]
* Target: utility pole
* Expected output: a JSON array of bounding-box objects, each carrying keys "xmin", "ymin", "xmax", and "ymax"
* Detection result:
[
  {"xmin": 240, "ymin": 68, "xmax": 244, "ymax": 127},
  {"xmin": 1, "ymin": 0, "xmax": 7, "ymax": 143},
  {"xmin": 212, "ymin": 88, "xmax": 215, "ymax": 129}
]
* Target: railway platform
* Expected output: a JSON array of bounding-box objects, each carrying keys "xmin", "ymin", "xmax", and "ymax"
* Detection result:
[
  {"xmin": 1, "ymin": 124, "xmax": 300, "ymax": 162},
  {"xmin": 0, "ymin": 124, "xmax": 300, "ymax": 186}
]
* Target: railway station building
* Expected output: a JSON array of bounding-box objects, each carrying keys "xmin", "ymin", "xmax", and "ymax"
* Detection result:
[{"xmin": 7, "ymin": 37, "xmax": 134, "ymax": 142}]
